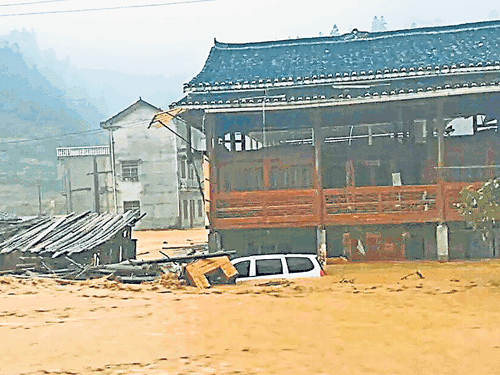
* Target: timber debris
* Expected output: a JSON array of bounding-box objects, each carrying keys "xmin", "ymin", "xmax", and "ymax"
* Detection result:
[
  {"xmin": 0, "ymin": 211, "xmax": 236, "ymax": 287},
  {"xmin": 184, "ymin": 256, "xmax": 238, "ymax": 288},
  {"xmin": 401, "ymin": 270, "xmax": 425, "ymax": 280}
]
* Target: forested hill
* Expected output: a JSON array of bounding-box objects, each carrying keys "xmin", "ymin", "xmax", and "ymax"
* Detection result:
[{"xmin": 0, "ymin": 41, "xmax": 106, "ymax": 213}]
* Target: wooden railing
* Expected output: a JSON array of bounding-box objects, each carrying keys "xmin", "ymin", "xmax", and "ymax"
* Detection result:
[
  {"xmin": 323, "ymin": 185, "xmax": 440, "ymax": 225},
  {"xmin": 213, "ymin": 189, "xmax": 320, "ymax": 229},
  {"xmin": 442, "ymin": 181, "xmax": 483, "ymax": 222},
  {"xmin": 211, "ymin": 182, "xmax": 483, "ymax": 229}
]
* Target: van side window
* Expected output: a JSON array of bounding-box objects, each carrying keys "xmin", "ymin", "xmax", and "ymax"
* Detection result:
[
  {"xmin": 286, "ymin": 257, "xmax": 314, "ymax": 273},
  {"xmin": 234, "ymin": 260, "xmax": 250, "ymax": 277},
  {"xmin": 256, "ymin": 259, "xmax": 283, "ymax": 276}
]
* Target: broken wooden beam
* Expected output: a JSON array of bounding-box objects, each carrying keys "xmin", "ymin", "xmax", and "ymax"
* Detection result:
[
  {"xmin": 129, "ymin": 250, "xmax": 236, "ymax": 266},
  {"xmin": 185, "ymin": 256, "xmax": 238, "ymax": 289}
]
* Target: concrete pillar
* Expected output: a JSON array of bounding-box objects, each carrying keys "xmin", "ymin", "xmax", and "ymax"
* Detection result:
[
  {"xmin": 208, "ymin": 229, "xmax": 222, "ymax": 253},
  {"xmin": 436, "ymin": 223, "xmax": 449, "ymax": 261},
  {"xmin": 317, "ymin": 227, "xmax": 327, "ymax": 266}
]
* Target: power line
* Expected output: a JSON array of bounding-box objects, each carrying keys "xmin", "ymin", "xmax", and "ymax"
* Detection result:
[
  {"xmin": 0, "ymin": 0, "xmax": 76, "ymax": 7},
  {"xmin": 0, "ymin": 128, "xmax": 105, "ymax": 146},
  {"xmin": 0, "ymin": 120, "xmax": 154, "ymax": 146},
  {"xmin": 0, "ymin": 0, "xmax": 216, "ymax": 17}
]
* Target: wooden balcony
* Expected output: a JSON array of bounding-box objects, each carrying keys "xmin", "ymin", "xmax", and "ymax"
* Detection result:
[
  {"xmin": 213, "ymin": 189, "xmax": 320, "ymax": 229},
  {"xmin": 211, "ymin": 182, "xmax": 483, "ymax": 230},
  {"xmin": 323, "ymin": 185, "xmax": 441, "ymax": 225}
]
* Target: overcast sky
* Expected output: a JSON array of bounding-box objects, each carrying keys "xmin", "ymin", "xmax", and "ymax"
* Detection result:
[{"xmin": 1, "ymin": 0, "xmax": 499, "ymax": 81}]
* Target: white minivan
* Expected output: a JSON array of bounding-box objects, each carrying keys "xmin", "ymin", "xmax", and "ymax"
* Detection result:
[{"xmin": 231, "ymin": 254, "xmax": 324, "ymax": 282}]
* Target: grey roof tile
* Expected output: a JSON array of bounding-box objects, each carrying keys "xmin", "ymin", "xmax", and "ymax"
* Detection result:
[{"xmin": 189, "ymin": 20, "xmax": 500, "ymax": 87}]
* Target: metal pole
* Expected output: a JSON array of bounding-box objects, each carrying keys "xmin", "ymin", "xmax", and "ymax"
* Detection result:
[
  {"xmin": 109, "ymin": 129, "xmax": 118, "ymax": 213},
  {"xmin": 68, "ymin": 168, "xmax": 73, "ymax": 213},
  {"xmin": 93, "ymin": 156, "xmax": 100, "ymax": 214},
  {"xmin": 37, "ymin": 182, "xmax": 42, "ymax": 217}
]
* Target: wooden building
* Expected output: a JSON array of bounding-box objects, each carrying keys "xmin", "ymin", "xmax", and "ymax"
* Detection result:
[{"xmin": 173, "ymin": 21, "xmax": 500, "ymax": 261}]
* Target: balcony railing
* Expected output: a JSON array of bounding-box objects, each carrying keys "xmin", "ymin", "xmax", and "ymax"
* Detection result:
[
  {"xmin": 213, "ymin": 189, "xmax": 320, "ymax": 228},
  {"xmin": 211, "ymin": 182, "xmax": 482, "ymax": 229},
  {"xmin": 323, "ymin": 185, "xmax": 440, "ymax": 225},
  {"xmin": 56, "ymin": 146, "xmax": 110, "ymax": 158}
]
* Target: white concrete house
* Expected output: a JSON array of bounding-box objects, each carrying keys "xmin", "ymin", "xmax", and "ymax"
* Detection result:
[{"xmin": 58, "ymin": 98, "xmax": 205, "ymax": 229}]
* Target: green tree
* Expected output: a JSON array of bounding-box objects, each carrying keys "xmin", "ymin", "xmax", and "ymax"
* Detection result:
[{"xmin": 457, "ymin": 177, "xmax": 500, "ymax": 238}]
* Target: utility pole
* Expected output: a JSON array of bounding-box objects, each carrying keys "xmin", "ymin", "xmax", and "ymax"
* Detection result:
[
  {"xmin": 87, "ymin": 157, "xmax": 113, "ymax": 214},
  {"xmin": 37, "ymin": 182, "xmax": 42, "ymax": 217},
  {"xmin": 109, "ymin": 129, "xmax": 118, "ymax": 213},
  {"xmin": 93, "ymin": 156, "xmax": 100, "ymax": 214},
  {"xmin": 68, "ymin": 169, "xmax": 72, "ymax": 212}
]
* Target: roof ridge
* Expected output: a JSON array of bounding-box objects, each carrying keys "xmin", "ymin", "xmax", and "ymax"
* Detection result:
[
  {"xmin": 101, "ymin": 98, "xmax": 161, "ymax": 128},
  {"xmin": 213, "ymin": 19, "xmax": 500, "ymax": 50}
]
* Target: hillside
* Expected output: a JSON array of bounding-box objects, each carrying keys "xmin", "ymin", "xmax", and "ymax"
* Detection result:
[
  {"xmin": 0, "ymin": 30, "xmax": 184, "ymax": 216},
  {"xmin": 0, "ymin": 43, "xmax": 105, "ymax": 215}
]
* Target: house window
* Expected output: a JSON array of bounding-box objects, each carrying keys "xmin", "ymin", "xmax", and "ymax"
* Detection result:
[
  {"xmin": 183, "ymin": 200, "xmax": 189, "ymax": 221},
  {"xmin": 198, "ymin": 199, "xmax": 203, "ymax": 217},
  {"xmin": 188, "ymin": 163, "xmax": 195, "ymax": 180},
  {"xmin": 122, "ymin": 161, "xmax": 139, "ymax": 182},
  {"xmin": 180, "ymin": 158, "xmax": 187, "ymax": 179},
  {"xmin": 123, "ymin": 200, "xmax": 140, "ymax": 214}
]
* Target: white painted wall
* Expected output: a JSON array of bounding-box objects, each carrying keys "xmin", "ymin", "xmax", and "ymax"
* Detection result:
[{"xmin": 111, "ymin": 104, "xmax": 180, "ymax": 229}]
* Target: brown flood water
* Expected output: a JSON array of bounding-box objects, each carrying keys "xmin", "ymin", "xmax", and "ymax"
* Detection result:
[{"xmin": 1, "ymin": 230, "xmax": 500, "ymax": 374}]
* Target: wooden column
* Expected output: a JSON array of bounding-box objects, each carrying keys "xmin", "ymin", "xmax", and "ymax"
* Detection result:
[
  {"xmin": 205, "ymin": 113, "xmax": 217, "ymax": 229},
  {"xmin": 435, "ymin": 99, "xmax": 446, "ymax": 222},
  {"xmin": 436, "ymin": 99, "xmax": 445, "ymax": 183},
  {"xmin": 312, "ymin": 111, "xmax": 324, "ymax": 225},
  {"xmin": 312, "ymin": 111, "xmax": 327, "ymax": 263},
  {"xmin": 435, "ymin": 100, "xmax": 449, "ymax": 261}
]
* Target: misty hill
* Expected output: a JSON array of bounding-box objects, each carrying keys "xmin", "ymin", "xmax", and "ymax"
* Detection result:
[
  {"xmin": 79, "ymin": 69, "xmax": 186, "ymax": 116},
  {"xmin": 2, "ymin": 30, "xmax": 186, "ymax": 118},
  {"xmin": 0, "ymin": 40, "xmax": 108, "ymax": 215},
  {"xmin": 1, "ymin": 30, "xmax": 108, "ymax": 123},
  {"xmin": 0, "ymin": 30, "xmax": 186, "ymax": 215},
  {"xmin": 0, "ymin": 43, "xmax": 106, "ymax": 182}
]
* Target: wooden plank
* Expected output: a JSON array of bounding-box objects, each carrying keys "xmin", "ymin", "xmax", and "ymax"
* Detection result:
[
  {"xmin": 185, "ymin": 256, "xmax": 238, "ymax": 288},
  {"xmin": 21, "ymin": 216, "xmax": 68, "ymax": 252}
]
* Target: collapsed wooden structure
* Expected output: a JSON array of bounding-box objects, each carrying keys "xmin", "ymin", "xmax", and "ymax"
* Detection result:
[
  {"xmin": 167, "ymin": 20, "xmax": 500, "ymax": 261},
  {"xmin": 0, "ymin": 211, "xmax": 142, "ymax": 271},
  {"xmin": 0, "ymin": 216, "xmax": 43, "ymax": 243}
]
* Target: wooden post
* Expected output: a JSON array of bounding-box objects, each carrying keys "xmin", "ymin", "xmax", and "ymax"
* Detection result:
[
  {"xmin": 263, "ymin": 157, "xmax": 271, "ymax": 190},
  {"xmin": 312, "ymin": 111, "xmax": 324, "ymax": 226},
  {"xmin": 312, "ymin": 111, "xmax": 326, "ymax": 263},
  {"xmin": 435, "ymin": 99, "xmax": 446, "ymax": 222},
  {"xmin": 205, "ymin": 113, "xmax": 217, "ymax": 228},
  {"xmin": 435, "ymin": 100, "xmax": 449, "ymax": 261}
]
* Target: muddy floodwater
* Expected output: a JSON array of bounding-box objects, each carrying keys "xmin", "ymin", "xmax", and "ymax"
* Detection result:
[{"xmin": 1, "ymin": 231, "xmax": 500, "ymax": 374}]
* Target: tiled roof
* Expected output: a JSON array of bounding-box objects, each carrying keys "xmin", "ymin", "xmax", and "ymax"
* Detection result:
[
  {"xmin": 188, "ymin": 20, "xmax": 500, "ymax": 88},
  {"xmin": 101, "ymin": 98, "xmax": 161, "ymax": 129},
  {"xmin": 174, "ymin": 21, "xmax": 500, "ymax": 110}
]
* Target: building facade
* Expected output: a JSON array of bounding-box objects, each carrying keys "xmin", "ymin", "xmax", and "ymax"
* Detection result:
[
  {"xmin": 58, "ymin": 98, "xmax": 205, "ymax": 229},
  {"xmin": 173, "ymin": 21, "xmax": 500, "ymax": 260}
]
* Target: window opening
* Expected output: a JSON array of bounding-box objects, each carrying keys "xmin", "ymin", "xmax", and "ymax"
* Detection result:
[{"xmin": 122, "ymin": 161, "xmax": 139, "ymax": 182}]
